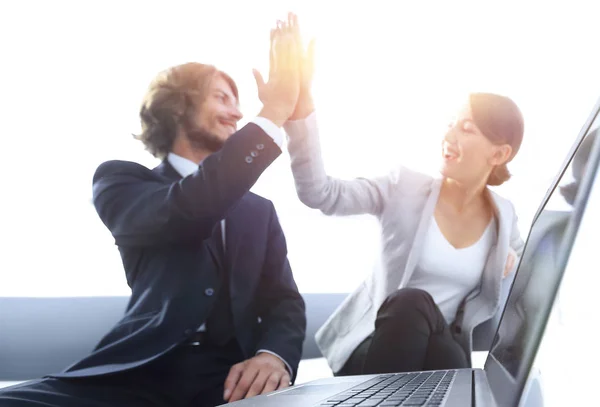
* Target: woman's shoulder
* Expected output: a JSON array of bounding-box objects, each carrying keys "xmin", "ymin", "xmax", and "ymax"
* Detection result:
[
  {"xmin": 373, "ymin": 166, "xmax": 438, "ymax": 205},
  {"xmin": 487, "ymin": 189, "xmax": 518, "ymax": 219},
  {"xmin": 386, "ymin": 165, "xmax": 437, "ymax": 189}
]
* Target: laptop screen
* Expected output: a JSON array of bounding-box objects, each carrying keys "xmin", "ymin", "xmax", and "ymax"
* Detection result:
[{"xmin": 485, "ymin": 100, "xmax": 600, "ymax": 406}]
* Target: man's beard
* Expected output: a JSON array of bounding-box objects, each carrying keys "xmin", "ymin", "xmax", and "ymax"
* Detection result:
[{"xmin": 186, "ymin": 126, "xmax": 225, "ymax": 153}]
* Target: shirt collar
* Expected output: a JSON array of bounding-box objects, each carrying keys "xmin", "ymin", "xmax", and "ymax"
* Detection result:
[{"xmin": 167, "ymin": 152, "xmax": 199, "ymax": 178}]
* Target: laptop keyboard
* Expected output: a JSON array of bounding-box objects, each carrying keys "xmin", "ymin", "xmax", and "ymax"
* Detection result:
[{"xmin": 316, "ymin": 370, "xmax": 456, "ymax": 406}]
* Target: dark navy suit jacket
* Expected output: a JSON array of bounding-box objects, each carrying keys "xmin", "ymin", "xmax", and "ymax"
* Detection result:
[{"xmin": 53, "ymin": 123, "xmax": 306, "ymax": 381}]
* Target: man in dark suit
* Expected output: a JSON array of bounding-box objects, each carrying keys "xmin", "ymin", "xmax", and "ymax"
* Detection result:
[{"xmin": 0, "ymin": 19, "xmax": 306, "ymax": 407}]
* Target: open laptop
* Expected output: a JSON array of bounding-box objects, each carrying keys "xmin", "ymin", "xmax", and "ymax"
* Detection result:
[{"xmin": 224, "ymin": 96, "xmax": 600, "ymax": 407}]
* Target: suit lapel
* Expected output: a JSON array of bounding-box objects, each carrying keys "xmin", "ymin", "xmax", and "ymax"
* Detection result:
[
  {"xmin": 223, "ymin": 195, "xmax": 257, "ymax": 306},
  {"xmin": 224, "ymin": 196, "xmax": 248, "ymax": 277},
  {"xmin": 154, "ymin": 160, "xmax": 182, "ymax": 181},
  {"xmin": 207, "ymin": 224, "xmax": 225, "ymax": 272},
  {"xmin": 153, "ymin": 160, "xmax": 224, "ymax": 271}
]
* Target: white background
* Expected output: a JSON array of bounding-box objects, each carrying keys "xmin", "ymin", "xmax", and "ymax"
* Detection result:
[{"xmin": 0, "ymin": 0, "xmax": 598, "ymax": 297}]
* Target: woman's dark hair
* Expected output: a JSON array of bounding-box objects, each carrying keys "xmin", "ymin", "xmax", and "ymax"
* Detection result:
[{"xmin": 469, "ymin": 93, "xmax": 525, "ymax": 186}]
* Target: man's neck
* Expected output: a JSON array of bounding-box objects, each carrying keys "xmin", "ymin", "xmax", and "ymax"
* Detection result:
[{"xmin": 171, "ymin": 137, "xmax": 212, "ymax": 165}]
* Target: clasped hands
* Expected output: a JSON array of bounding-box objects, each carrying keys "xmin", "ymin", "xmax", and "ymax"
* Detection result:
[{"xmin": 254, "ymin": 13, "xmax": 315, "ymax": 129}]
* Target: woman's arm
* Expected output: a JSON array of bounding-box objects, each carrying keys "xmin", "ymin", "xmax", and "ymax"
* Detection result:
[{"xmin": 284, "ymin": 112, "xmax": 394, "ymax": 217}]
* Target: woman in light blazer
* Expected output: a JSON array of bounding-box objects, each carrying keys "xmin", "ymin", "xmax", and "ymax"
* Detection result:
[{"xmin": 284, "ymin": 93, "xmax": 525, "ymax": 375}]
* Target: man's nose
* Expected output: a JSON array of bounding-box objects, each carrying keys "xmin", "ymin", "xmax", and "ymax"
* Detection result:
[{"xmin": 230, "ymin": 106, "xmax": 243, "ymax": 122}]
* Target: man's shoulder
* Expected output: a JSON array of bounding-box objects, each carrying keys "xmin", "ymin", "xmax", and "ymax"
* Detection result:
[
  {"xmin": 93, "ymin": 160, "xmax": 158, "ymax": 183},
  {"xmin": 244, "ymin": 192, "xmax": 275, "ymax": 211}
]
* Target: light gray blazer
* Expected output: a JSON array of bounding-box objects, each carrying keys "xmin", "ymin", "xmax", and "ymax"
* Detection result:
[{"xmin": 284, "ymin": 113, "xmax": 525, "ymax": 373}]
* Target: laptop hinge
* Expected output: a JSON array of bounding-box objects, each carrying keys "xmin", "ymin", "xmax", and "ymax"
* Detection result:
[{"xmin": 471, "ymin": 370, "xmax": 476, "ymax": 407}]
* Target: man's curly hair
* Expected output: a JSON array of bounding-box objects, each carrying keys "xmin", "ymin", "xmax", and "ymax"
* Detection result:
[{"xmin": 134, "ymin": 62, "xmax": 238, "ymax": 159}]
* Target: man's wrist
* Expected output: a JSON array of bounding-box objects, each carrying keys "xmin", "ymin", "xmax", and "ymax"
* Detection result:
[
  {"xmin": 259, "ymin": 352, "xmax": 285, "ymax": 369},
  {"xmin": 256, "ymin": 350, "xmax": 293, "ymax": 377},
  {"xmin": 250, "ymin": 117, "xmax": 284, "ymax": 149},
  {"xmin": 258, "ymin": 107, "xmax": 288, "ymax": 128}
]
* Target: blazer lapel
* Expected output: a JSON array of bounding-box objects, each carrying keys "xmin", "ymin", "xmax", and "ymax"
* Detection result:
[
  {"xmin": 206, "ymin": 224, "xmax": 225, "ymax": 272},
  {"xmin": 483, "ymin": 193, "xmax": 511, "ymax": 302},
  {"xmin": 398, "ymin": 178, "xmax": 442, "ymax": 288},
  {"xmin": 153, "ymin": 160, "xmax": 224, "ymax": 270},
  {"xmin": 154, "ymin": 160, "xmax": 182, "ymax": 181},
  {"xmin": 224, "ymin": 197, "xmax": 247, "ymax": 277},
  {"xmin": 462, "ymin": 191, "xmax": 512, "ymax": 327},
  {"xmin": 223, "ymin": 195, "xmax": 254, "ymax": 313}
]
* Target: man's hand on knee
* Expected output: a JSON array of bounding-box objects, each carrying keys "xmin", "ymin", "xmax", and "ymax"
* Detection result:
[{"xmin": 223, "ymin": 353, "xmax": 290, "ymax": 402}]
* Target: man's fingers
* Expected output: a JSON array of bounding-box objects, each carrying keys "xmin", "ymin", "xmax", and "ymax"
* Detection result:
[
  {"xmin": 270, "ymin": 15, "xmax": 301, "ymax": 77},
  {"xmin": 262, "ymin": 372, "xmax": 282, "ymax": 395},
  {"xmin": 276, "ymin": 28, "xmax": 290, "ymax": 72},
  {"xmin": 253, "ymin": 69, "xmax": 265, "ymax": 92},
  {"xmin": 286, "ymin": 33, "xmax": 300, "ymax": 75},
  {"xmin": 223, "ymin": 362, "xmax": 244, "ymax": 401},
  {"xmin": 229, "ymin": 365, "xmax": 259, "ymax": 402},
  {"xmin": 290, "ymin": 13, "xmax": 302, "ymax": 48},
  {"xmin": 279, "ymin": 373, "xmax": 291, "ymax": 390},
  {"xmin": 245, "ymin": 370, "xmax": 270, "ymax": 399},
  {"xmin": 269, "ymin": 29, "xmax": 277, "ymax": 77},
  {"xmin": 280, "ymin": 18, "xmax": 296, "ymax": 73}
]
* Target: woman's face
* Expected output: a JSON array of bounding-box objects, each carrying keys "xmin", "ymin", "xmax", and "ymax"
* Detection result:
[{"xmin": 441, "ymin": 103, "xmax": 512, "ymax": 185}]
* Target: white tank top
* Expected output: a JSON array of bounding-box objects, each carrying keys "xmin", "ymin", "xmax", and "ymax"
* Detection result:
[{"xmin": 407, "ymin": 216, "xmax": 496, "ymax": 324}]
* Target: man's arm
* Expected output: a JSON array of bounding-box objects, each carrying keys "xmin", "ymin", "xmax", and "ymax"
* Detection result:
[
  {"xmin": 255, "ymin": 202, "xmax": 306, "ymax": 378},
  {"xmin": 224, "ymin": 202, "xmax": 306, "ymax": 402},
  {"xmin": 92, "ymin": 124, "xmax": 281, "ymax": 247}
]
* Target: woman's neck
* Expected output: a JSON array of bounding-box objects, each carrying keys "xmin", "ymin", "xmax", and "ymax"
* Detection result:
[{"xmin": 440, "ymin": 177, "xmax": 488, "ymax": 213}]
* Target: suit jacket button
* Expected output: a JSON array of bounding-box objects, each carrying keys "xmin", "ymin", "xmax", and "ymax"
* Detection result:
[
  {"xmin": 245, "ymin": 156, "xmax": 253, "ymax": 163},
  {"xmin": 256, "ymin": 143, "xmax": 264, "ymax": 150},
  {"xmin": 205, "ymin": 288, "xmax": 214, "ymax": 296},
  {"xmin": 250, "ymin": 150, "xmax": 258, "ymax": 157}
]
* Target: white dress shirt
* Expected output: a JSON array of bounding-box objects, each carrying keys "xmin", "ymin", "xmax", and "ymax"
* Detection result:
[{"xmin": 167, "ymin": 117, "xmax": 291, "ymax": 374}]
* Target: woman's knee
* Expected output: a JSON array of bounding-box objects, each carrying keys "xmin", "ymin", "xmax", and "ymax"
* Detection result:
[
  {"xmin": 380, "ymin": 288, "xmax": 434, "ymax": 314},
  {"xmin": 374, "ymin": 288, "xmax": 439, "ymax": 336}
]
